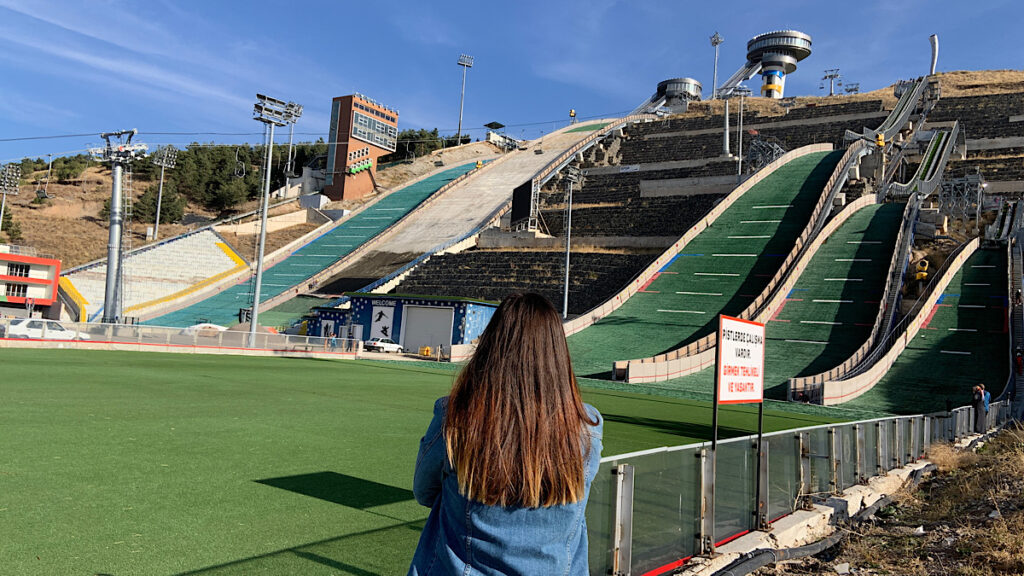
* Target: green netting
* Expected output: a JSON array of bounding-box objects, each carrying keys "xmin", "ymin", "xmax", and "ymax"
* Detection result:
[
  {"xmin": 846, "ymin": 248, "xmax": 1008, "ymax": 414},
  {"xmin": 147, "ymin": 163, "xmax": 478, "ymax": 328},
  {"xmin": 569, "ymin": 150, "xmax": 843, "ymax": 378}
]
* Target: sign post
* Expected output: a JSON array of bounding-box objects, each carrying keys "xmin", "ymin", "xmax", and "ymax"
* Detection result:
[{"xmin": 709, "ymin": 314, "xmax": 766, "ymax": 552}]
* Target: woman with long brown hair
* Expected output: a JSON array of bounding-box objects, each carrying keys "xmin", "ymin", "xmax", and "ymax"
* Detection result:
[{"xmin": 408, "ymin": 292, "xmax": 602, "ymax": 576}]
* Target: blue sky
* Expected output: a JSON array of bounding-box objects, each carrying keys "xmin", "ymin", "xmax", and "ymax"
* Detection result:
[{"xmin": 0, "ymin": 0, "xmax": 1020, "ymax": 163}]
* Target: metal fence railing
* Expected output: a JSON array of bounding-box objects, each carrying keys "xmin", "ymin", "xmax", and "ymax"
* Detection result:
[
  {"xmin": 0, "ymin": 319, "xmax": 360, "ymax": 354},
  {"xmin": 586, "ymin": 399, "xmax": 1014, "ymax": 575}
]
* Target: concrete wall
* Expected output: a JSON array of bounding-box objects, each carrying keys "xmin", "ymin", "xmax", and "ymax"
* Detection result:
[{"xmin": 215, "ymin": 208, "xmax": 329, "ymax": 236}]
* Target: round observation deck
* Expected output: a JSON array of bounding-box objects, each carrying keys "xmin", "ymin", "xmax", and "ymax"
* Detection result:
[
  {"xmin": 656, "ymin": 78, "xmax": 703, "ymax": 101},
  {"xmin": 746, "ymin": 30, "xmax": 812, "ymax": 64}
]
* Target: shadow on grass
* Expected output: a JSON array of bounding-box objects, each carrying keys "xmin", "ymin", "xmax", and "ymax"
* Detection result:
[
  {"xmin": 255, "ymin": 471, "xmax": 414, "ymax": 509},
  {"xmin": 603, "ymin": 413, "xmax": 751, "ymax": 441},
  {"xmin": 173, "ymin": 518, "xmax": 426, "ymax": 576}
]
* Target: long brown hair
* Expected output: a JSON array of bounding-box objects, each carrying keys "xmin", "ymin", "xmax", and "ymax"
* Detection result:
[{"xmin": 444, "ymin": 292, "xmax": 597, "ymax": 508}]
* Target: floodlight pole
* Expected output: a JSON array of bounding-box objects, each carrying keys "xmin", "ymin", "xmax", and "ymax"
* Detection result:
[
  {"xmin": 0, "ymin": 164, "xmax": 22, "ymax": 237},
  {"xmin": 710, "ymin": 32, "xmax": 723, "ymax": 99},
  {"xmin": 249, "ymin": 95, "xmax": 301, "ymax": 348},
  {"xmin": 456, "ymin": 54, "xmax": 474, "ymax": 146},
  {"xmin": 155, "ymin": 163, "xmax": 166, "ymax": 239},
  {"xmin": 562, "ymin": 166, "xmax": 581, "ymax": 319},
  {"xmin": 249, "ymin": 122, "xmax": 275, "ymax": 348},
  {"xmin": 152, "ymin": 146, "xmax": 177, "ymax": 241}
]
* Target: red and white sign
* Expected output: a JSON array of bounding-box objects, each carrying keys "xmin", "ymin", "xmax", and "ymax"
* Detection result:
[{"xmin": 716, "ymin": 315, "xmax": 765, "ymax": 404}]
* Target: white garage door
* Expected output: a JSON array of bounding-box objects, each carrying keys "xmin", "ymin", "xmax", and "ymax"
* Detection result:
[{"xmin": 401, "ymin": 306, "xmax": 455, "ymax": 353}]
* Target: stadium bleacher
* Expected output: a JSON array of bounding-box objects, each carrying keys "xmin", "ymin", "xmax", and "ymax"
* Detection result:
[
  {"xmin": 63, "ymin": 229, "xmax": 246, "ymax": 321},
  {"xmin": 927, "ymin": 92, "xmax": 1024, "ymax": 139},
  {"xmin": 394, "ymin": 250, "xmax": 654, "ymax": 315}
]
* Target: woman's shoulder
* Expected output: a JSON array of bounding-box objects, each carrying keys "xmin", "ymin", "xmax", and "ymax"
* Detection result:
[
  {"xmin": 583, "ymin": 403, "xmax": 603, "ymax": 438},
  {"xmin": 433, "ymin": 396, "xmax": 449, "ymax": 414}
]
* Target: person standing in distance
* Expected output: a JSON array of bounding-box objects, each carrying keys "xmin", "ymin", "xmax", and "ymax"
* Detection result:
[{"xmin": 408, "ymin": 292, "xmax": 603, "ymax": 576}]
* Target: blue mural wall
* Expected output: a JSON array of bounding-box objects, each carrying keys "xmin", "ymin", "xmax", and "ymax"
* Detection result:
[{"xmin": 311, "ymin": 294, "xmax": 497, "ymax": 345}]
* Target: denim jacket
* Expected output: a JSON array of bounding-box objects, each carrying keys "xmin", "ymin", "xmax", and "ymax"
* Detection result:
[{"xmin": 408, "ymin": 396, "xmax": 603, "ymax": 576}]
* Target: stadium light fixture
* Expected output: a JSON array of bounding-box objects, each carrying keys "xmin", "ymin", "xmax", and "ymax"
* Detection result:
[
  {"xmin": 248, "ymin": 94, "xmax": 302, "ymax": 348},
  {"xmin": 151, "ymin": 146, "xmax": 178, "ymax": 241},
  {"xmin": 710, "ymin": 32, "xmax": 724, "ymax": 99},
  {"xmin": 0, "ymin": 163, "xmax": 22, "ymax": 238},
  {"xmin": 456, "ymin": 53, "xmax": 474, "ymax": 146}
]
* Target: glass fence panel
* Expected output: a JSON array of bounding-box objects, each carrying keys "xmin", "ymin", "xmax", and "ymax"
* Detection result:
[
  {"xmin": 839, "ymin": 424, "xmax": 858, "ymax": 490},
  {"xmin": 766, "ymin": 433, "xmax": 800, "ymax": 523},
  {"xmin": 586, "ymin": 458, "xmax": 619, "ymax": 576},
  {"xmin": 864, "ymin": 423, "xmax": 879, "ymax": 478},
  {"xmin": 627, "ymin": 447, "xmax": 702, "ymax": 576},
  {"xmin": 807, "ymin": 428, "xmax": 832, "ymax": 496},
  {"xmin": 714, "ymin": 439, "xmax": 754, "ymax": 545}
]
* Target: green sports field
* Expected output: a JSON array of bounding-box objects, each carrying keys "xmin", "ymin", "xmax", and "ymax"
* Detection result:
[{"xmin": 0, "ymin": 349, "xmax": 843, "ymax": 575}]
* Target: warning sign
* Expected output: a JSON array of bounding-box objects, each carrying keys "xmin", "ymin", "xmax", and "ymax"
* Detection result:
[{"xmin": 716, "ymin": 315, "xmax": 765, "ymax": 404}]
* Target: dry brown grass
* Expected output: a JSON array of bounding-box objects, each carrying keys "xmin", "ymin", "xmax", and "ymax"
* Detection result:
[
  {"xmin": 938, "ymin": 70, "xmax": 1024, "ymax": 96},
  {"xmin": 374, "ymin": 141, "xmax": 501, "ymax": 189},
  {"xmin": 762, "ymin": 426, "xmax": 1024, "ymax": 576}
]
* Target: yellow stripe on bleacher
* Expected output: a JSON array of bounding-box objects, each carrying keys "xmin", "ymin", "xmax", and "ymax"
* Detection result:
[
  {"xmin": 122, "ymin": 242, "xmax": 249, "ymax": 315},
  {"xmin": 58, "ymin": 277, "xmax": 89, "ymax": 322}
]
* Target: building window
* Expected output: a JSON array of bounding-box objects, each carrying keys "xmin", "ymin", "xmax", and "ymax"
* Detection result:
[
  {"xmin": 6, "ymin": 283, "xmax": 27, "ymax": 298},
  {"xmin": 7, "ymin": 263, "xmax": 29, "ymax": 277}
]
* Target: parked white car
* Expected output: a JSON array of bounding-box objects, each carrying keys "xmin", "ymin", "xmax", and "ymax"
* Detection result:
[
  {"xmin": 364, "ymin": 337, "xmax": 403, "ymax": 353},
  {"xmin": 5, "ymin": 319, "xmax": 89, "ymax": 340}
]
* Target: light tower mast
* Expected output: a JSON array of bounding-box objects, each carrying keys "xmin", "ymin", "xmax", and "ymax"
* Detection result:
[
  {"xmin": 710, "ymin": 32, "xmax": 724, "ymax": 99},
  {"xmin": 89, "ymin": 130, "xmax": 147, "ymax": 324}
]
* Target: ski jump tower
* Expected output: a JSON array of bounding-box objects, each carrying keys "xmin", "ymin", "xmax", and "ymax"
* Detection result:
[{"xmin": 718, "ymin": 30, "xmax": 812, "ymax": 99}]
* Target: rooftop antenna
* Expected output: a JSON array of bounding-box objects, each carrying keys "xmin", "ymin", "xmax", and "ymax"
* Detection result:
[{"xmin": 88, "ymin": 129, "xmax": 148, "ymax": 323}]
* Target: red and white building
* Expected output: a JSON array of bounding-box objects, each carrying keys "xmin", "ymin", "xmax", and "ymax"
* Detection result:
[{"xmin": 0, "ymin": 244, "xmax": 61, "ymax": 319}]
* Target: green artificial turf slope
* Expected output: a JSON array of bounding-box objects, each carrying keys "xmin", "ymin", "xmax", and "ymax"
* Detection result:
[
  {"xmin": 568, "ymin": 150, "xmax": 843, "ymax": 378},
  {"xmin": 0, "ymin": 349, "xmax": 841, "ymax": 575},
  {"xmin": 846, "ymin": 247, "xmax": 1008, "ymax": 413}
]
